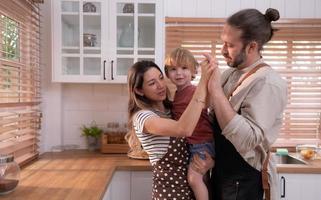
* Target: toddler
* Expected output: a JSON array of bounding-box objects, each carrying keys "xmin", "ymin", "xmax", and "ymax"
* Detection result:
[{"xmin": 165, "ymin": 47, "xmax": 215, "ymax": 200}]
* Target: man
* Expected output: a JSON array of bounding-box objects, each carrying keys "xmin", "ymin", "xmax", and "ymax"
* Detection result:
[{"xmin": 205, "ymin": 8, "xmax": 287, "ymax": 200}]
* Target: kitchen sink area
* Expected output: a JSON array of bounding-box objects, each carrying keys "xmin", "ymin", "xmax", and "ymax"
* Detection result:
[{"xmin": 272, "ymin": 153, "xmax": 308, "ymax": 165}]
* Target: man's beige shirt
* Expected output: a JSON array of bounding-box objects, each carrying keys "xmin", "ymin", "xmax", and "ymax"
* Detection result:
[{"xmin": 220, "ymin": 59, "xmax": 287, "ymax": 200}]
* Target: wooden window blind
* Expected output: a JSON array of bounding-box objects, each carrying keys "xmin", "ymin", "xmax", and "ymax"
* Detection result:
[
  {"xmin": 166, "ymin": 17, "xmax": 321, "ymax": 146},
  {"xmin": 0, "ymin": 0, "xmax": 41, "ymax": 165}
]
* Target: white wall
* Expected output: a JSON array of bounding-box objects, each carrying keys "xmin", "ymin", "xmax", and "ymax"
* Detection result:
[
  {"xmin": 39, "ymin": 0, "xmax": 321, "ymax": 152},
  {"xmin": 40, "ymin": 1, "xmax": 63, "ymax": 153},
  {"xmin": 61, "ymin": 84, "xmax": 128, "ymax": 149},
  {"xmin": 164, "ymin": 0, "xmax": 321, "ymax": 18}
]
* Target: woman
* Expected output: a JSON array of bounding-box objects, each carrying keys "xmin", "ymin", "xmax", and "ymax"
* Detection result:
[{"xmin": 126, "ymin": 58, "xmax": 215, "ymax": 199}]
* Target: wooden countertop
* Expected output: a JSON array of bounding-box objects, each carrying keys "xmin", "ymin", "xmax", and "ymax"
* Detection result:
[
  {"xmin": 1, "ymin": 150, "xmax": 151, "ymax": 200},
  {"xmin": 276, "ymin": 153, "xmax": 321, "ymax": 173},
  {"xmin": 2, "ymin": 150, "xmax": 321, "ymax": 200}
]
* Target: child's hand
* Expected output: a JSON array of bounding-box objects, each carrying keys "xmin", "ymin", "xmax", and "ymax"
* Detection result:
[
  {"xmin": 203, "ymin": 53, "xmax": 219, "ymax": 69},
  {"xmin": 190, "ymin": 151, "xmax": 215, "ymax": 175},
  {"xmin": 199, "ymin": 53, "xmax": 218, "ymax": 83}
]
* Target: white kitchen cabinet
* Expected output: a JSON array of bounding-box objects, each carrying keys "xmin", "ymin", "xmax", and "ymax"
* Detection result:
[
  {"xmin": 52, "ymin": 0, "xmax": 163, "ymax": 83},
  {"xmin": 51, "ymin": 0, "xmax": 107, "ymax": 82},
  {"xmin": 131, "ymin": 171, "xmax": 153, "ymax": 200},
  {"xmin": 279, "ymin": 173, "xmax": 321, "ymax": 200},
  {"xmin": 103, "ymin": 170, "xmax": 152, "ymax": 200},
  {"xmin": 103, "ymin": 171, "xmax": 131, "ymax": 200}
]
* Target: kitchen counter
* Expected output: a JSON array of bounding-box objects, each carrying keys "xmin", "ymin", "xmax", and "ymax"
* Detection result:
[
  {"xmin": 1, "ymin": 150, "xmax": 151, "ymax": 200},
  {"xmin": 276, "ymin": 153, "xmax": 321, "ymax": 173},
  {"xmin": 2, "ymin": 150, "xmax": 321, "ymax": 200}
]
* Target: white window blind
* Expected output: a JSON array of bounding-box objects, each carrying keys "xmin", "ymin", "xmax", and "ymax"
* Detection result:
[
  {"xmin": 0, "ymin": 0, "xmax": 41, "ymax": 165},
  {"xmin": 165, "ymin": 17, "xmax": 321, "ymax": 146}
]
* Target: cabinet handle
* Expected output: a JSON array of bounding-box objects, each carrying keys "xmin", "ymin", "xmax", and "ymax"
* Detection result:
[
  {"xmin": 280, "ymin": 176, "xmax": 285, "ymax": 198},
  {"xmin": 111, "ymin": 60, "xmax": 114, "ymax": 80},
  {"xmin": 103, "ymin": 60, "xmax": 106, "ymax": 80}
]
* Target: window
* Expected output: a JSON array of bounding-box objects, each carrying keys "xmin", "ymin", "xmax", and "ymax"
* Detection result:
[
  {"xmin": 165, "ymin": 18, "xmax": 321, "ymax": 146},
  {"xmin": 1, "ymin": 15, "xmax": 20, "ymax": 60},
  {"xmin": 0, "ymin": 0, "xmax": 41, "ymax": 165}
]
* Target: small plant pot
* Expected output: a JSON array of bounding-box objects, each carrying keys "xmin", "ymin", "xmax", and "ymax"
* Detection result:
[{"xmin": 87, "ymin": 136, "xmax": 99, "ymax": 151}]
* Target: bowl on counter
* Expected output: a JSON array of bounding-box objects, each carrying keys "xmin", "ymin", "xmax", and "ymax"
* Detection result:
[{"xmin": 296, "ymin": 144, "xmax": 318, "ymax": 160}]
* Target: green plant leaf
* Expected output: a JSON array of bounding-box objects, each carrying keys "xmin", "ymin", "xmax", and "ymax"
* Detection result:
[{"xmin": 81, "ymin": 122, "xmax": 103, "ymax": 138}]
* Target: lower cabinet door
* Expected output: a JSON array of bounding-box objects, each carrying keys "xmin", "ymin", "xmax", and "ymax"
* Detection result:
[
  {"xmin": 279, "ymin": 173, "xmax": 321, "ymax": 200},
  {"xmin": 104, "ymin": 171, "xmax": 131, "ymax": 200},
  {"xmin": 131, "ymin": 171, "xmax": 153, "ymax": 200},
  {"xmin": 103, "ymin": 170, "xmax": 152, "ymax": 200}
]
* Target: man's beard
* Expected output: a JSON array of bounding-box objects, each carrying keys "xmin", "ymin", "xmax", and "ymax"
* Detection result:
[{"xmin": 227, "ymin": 48, "xmax": 246, "ymax": 68}]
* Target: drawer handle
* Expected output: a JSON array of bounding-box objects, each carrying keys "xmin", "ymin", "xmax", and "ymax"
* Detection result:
[
  {"xmin": 103, "ymin": 60, "xmax": 106, "ymax": 80},
  {"xmin": 280, "ymin": 176, "xmax": 285, "ymax": 198},
  {"xmin": 111, "ymin": 60, "xmax": 114, "ymax": 80}
]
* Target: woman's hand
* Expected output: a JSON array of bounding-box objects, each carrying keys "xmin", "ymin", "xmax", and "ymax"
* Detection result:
[
  {"xmin": 208, "ymin": 64, "xmax": 222, "ymax": 94},
  {"xmin": 199, "ymin": 53, "xmax": 218, "ymax": 84},
  {"xmin": 190, "ymin": 151, "xmax": 215, "ymax": 175},
  {"xmin": 196, "ymin": 53, "xmax": 218, "ymax": 106},
  {"xmin": 203, "ymin": 53, "xmax": 224, "ymax": 108}
]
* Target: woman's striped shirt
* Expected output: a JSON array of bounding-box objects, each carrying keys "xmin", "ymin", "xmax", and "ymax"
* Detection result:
[{"xmin": 133, "ymin": 110, "xmax": 171, "ymax": 165}]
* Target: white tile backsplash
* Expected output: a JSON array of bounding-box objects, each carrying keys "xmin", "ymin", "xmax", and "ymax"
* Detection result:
[
  {"xmin": 63, "ymin": 124, "xmax": 86, "ymax": 145},
  {"xmin": 63, "ymin": 110, "xmax": 95, "ymax": 125},
  {"xmin": 62, "ymin": 83, "xmax": 94, "ymax": 98},
  {"xmin": 60, "ymin": 83, "xmax": 128, "ymax": 149},
  {"xmin": 93, "ymin": 84, "xmax": 126, "ymax": 97}
]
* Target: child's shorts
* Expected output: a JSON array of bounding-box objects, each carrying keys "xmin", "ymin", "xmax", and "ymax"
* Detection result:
[{"xmin": 189, "ymin": 142, "xmax": 215, "ymax": 160}]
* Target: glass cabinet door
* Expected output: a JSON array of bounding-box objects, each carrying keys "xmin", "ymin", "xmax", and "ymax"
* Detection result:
[
  {"xmin": 60, "ymin": 0, "xmax": 103, "ymax": 80},
  {"xmin": 61, "ymin": 1, "xmax": 80, "ymax": 75},
  {"xmin": 82, "ymin": 1, "xmax": 102, "ymax": 76},
  {"xmin": 114, "ymin": 2, "xmax": 156, "ymax": 81},
  {"xmin": 137, "ymin": 4, "xmax": 155, "ymax": 62},
  {"xmin": 116, "ymin": 2, "xmax": 135, "ymax": 80},
  {"xmin": 138, "ymin": 3, "xmax": 155, "ymax": 49}
]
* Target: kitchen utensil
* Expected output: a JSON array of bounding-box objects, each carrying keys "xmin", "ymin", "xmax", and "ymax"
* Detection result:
[
  {"xmin": 83, "ymin": 33, "xmax": 97, "ymax": 47},
  {"xmin": 83, "ymin": 2, "xmax": 96, "ymax": 12},
  {"xmin": 123, "ymin": 3, "xmax": 134, "ymax": 13}
]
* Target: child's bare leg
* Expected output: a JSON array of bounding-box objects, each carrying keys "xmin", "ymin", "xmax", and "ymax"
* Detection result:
[{"xmin": 188, "ymin": 164, "xmax": 208, "ymax": 200}]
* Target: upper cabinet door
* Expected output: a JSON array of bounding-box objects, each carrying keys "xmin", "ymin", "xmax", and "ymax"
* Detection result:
[
  {"xmin": 109, "ymin": 1, "xmax": 158, "ymax": 83},
  {"xmin": 52, "ymin": 0, "xmax": 163, "ymax": 83},
  {"xmin": 52, "ymin": 0, "xmax": 107, "ymax": 82}
]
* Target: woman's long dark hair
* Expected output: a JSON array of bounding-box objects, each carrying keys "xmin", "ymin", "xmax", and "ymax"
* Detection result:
[{"xmin": 126, "ymin": 61, "xmax": 171, "ymax": 151}]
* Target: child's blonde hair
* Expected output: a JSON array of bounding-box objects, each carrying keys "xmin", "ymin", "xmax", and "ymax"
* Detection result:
[{"xmin": 164, "ymin": 47, "xmax": 198, "ymax": 80}]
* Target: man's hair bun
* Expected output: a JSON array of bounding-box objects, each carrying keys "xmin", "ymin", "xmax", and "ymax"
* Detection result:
[{"xmin": 265, "ymin": 8, "xmax": 280, "ymax": 22}]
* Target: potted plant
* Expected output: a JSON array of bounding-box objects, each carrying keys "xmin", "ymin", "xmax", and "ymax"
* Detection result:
[{"xmin": 81, "ymin": 121, "xmax": 103, "ymax": 151}]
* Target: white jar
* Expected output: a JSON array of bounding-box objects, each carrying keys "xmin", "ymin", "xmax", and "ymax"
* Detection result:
[{"xmin": 0, "ymin": 155, "xmax": 20, "ymax": 195}]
